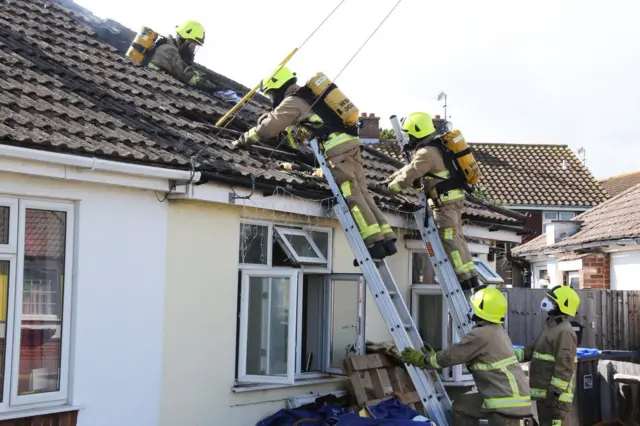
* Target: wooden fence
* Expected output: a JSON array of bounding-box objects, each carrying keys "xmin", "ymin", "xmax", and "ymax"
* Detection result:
[{"xmin": 503, "ymin": 288, "xmax": 640, "ymax": 350}]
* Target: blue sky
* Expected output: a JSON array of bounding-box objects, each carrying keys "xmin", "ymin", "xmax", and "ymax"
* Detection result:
[{"xmin": 76, "ymin": 0, "xmax": 640, "ymax": 179}]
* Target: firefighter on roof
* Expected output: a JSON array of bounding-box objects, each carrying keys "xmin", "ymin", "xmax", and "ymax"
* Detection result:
[
  {"xmin": 515, "ymin": 285, "xmax": 581, "ymax": 426},
  {"xmin": 402, "ymin": 286, "xmax": 532, "ymax": 425},
  {"xmin": 232, "ymin": 66, "xmax": 397, "ymax": 260},
  {"xmin": 147, "ymin": 20, "xmax": 217, "ymax": 90},
  {"xmin": 387, "ymin": 112, "xmax": 480, "ymax": 291}
]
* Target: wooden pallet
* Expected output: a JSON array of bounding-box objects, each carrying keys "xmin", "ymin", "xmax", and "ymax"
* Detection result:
[{"xmin": 342, "ymin": 353, "xmax": 423, "ymax": 412}]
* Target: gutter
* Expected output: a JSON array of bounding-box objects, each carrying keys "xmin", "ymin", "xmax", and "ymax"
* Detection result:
[
  {"xmin": 513, "ymin": 238, "xmax": 640, "ymax": 257},
  {"xmin": 0, "ymin": 144, "xmax": 200, "ymax": 183},
  {"xmin": 464, "ymin": 219, "xmax": 534, "ymax": 235}
]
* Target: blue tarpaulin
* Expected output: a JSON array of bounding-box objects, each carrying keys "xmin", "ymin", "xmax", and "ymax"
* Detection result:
[
  {"xmin": 513, "ymin": 345, "xmax": 600, "ymax": 359},
  {"xmin": 257, "ymin": 397, "xmax": 434, "ymax": 426}
]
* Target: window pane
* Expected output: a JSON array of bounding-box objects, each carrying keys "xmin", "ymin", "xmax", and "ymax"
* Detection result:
[
  {"xmin": 543, "ymin": 212, "xmax": 558, "ymax": 220},
  {"xmin": 19, "ymin": 209, "xmax": 67, "ymax": 395},
  {"xmin": 284, "ymin": 234, "xmax": 320, "ymax": 259},
  {"xmin": 412, "ymin": 252, "xmax": 436, "ymax": 284},
  {"xmin": 246, "ymin": 276, "xmax": 290, "ymax": 376},
  {"xmin": 559, "ymin": 212, "xmax": 575, "ymax": 221},
  {"xmin": 239, "ymin": 224, "xmax": 268, "ymax": 265},
  {"xmin": 416, "ymin": 294, "xmax": 443, "ymax": 350},
  {"xmin": 301, "ymin": 275, "xmax": 325, "ymax": 373},
  {"xmin": 0, "ymin": 261, "xmax": 10, "ymax": 401},
  {"xmin": 309, "ymin": 231, "xmax": 329, "ymax": 259},
  {"xmin": 0, "ymin": 207, "xmax": 9, "ymax": 244},
  {"xmin": 330, "ymin": 280, "xmax": 359, "ymax": 369}
]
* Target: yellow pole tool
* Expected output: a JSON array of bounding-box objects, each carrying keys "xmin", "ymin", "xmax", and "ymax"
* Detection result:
[{"xmin": 215, "ymin": 48, "xmax": 298, "ymax": 127}]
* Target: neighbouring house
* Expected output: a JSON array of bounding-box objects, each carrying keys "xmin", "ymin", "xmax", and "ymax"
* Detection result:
[
  {"xmin": 600, "ymin": 170, "xmax": 640, "ymax": 198},
  {"xmin": 511, "ymin": 183, "xmax": 640, "ymax": 290},
  {"xmin": 0, "ymin": 1, "xmax": 532, "ymax": 425}
]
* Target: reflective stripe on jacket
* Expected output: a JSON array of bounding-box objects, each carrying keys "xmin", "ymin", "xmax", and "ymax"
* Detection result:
[
  {"xmin": 246, "ymin": 85, "xmax": 360, "ymax": 157},
  {"xmin": 515, "ymin": 315, "xmax": 578, "ymax": 412},
  {"xmin": 387, "ymin": 146, "xmax": 464, "ymax": 203},
  {"xmin": 427, "ymin": 321, "xmax": 532, "ymax": 418}
]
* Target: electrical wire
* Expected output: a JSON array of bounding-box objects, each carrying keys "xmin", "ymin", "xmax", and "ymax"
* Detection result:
[{"xmin": 187, "ymin": 0, "xmax": 349, "ymax": 173}]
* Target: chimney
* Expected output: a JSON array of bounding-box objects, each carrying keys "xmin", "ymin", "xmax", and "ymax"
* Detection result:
[
  {"xmin": 546, "ymin": 220, "xmax": 580, "ymax": 246},
  {"xmin": 359, "ymin": 112, "xmax": 380, "ymax": 141}
]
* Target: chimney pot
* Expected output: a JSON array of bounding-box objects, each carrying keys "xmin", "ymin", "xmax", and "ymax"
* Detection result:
[
  {"xmin": 361, "ymin": 112, "xmax": 367, "ymax": 117},
  {"xmin": 434, "ymin": 115, "xmax": 441, "ymax": 119},
  {"xmin": 369, "ymin": 113, "xmax": 375, "ymax": 117}
]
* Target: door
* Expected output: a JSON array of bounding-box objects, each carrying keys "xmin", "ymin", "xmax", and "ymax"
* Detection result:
[{"xmin": 325, "ymin": 274, "xmax": 365, "ymax": 374}]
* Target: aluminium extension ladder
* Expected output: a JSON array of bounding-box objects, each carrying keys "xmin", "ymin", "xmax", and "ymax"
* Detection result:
[{"xmin": 310, "ymin": 138, "xmax": 452, "ymax": 426}]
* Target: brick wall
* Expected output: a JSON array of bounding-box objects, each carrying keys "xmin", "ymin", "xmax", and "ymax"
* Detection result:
[
  {"xmin": 580, "ymin": 254, "xmax": 611, "ymax": 289},
  {"xmin": 0, "ymin": 410, "xmax": 77, "ymax": 426}
]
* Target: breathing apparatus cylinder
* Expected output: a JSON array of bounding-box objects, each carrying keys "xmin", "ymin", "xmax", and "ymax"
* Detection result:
[
  {"xmin": 305, "ymin": 72, "xmax": 359, "ymax": 126},
  {"xmin": 126, "ymin": 26, "xmax": 159, "ymax": 65},
  {"xmin": 441, "ymin": 129, "xmax": 482, "ymax": 185}
]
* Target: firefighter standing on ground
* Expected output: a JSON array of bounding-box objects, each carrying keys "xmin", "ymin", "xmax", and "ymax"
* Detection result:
[
  {"xmin": 515, "ymin": 285, "xmax": 581, "ymax": 426},
  {"xmin": 402, "ymin": 286, "xmax": 532, "ymax": 425},
  {"xmin": 231, "ymin": 66, "xmax": 397, "ymax": 259},
  {"xmin": 147, "ymin": 20, "xmax": 217, "ymax": 90},
  {"xmin": 387, "ymin": 112, "xmax": 479, "ymax": 290}
]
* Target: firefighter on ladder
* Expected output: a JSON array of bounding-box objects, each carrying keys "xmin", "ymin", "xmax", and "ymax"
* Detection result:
[
  {"xmin": 515, "ymin": 285, "xmax": 581, "ymax": 426},
  {"xmin": 231, "ymin": 66, "xmax": 398, "ymax": 259},
  {"xmin": 402, "ymin": 286, "xmax": 532, "ymax": 425},
  {"xmin": 386, "ymin": 112, "xmax": 479, "ymax": 291}
]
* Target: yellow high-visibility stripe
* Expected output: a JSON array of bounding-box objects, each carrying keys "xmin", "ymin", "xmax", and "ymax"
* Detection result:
[
  {"xmin": 443, "ymin": 228, "xmax": 454, "ymax": 240},
  {"xmin": 482, "ymin": 396, "xmax": 531, "ymax": 409},
  {"xmin": 381, "ymin": 224, "xmax": 393, "ymax": 235},
  {"xmin": 340, "ymin": 181, "xmax": 352, "ymax": 198},
  {"xmin": 470, "ymin": 356, "xmax": 518, "ymax": 371},
  {"xmin": 323, "ymin": 133, "xmax": 357, "ymax": 151},
  {"xmin": 551, "ymin": 376, "xmax": 570, "ymax": 391}
]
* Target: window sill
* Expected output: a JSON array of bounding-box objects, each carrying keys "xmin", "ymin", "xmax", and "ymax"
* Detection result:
[
  {"xmin": 0, "ymin": 404, "xmax": 83, "ymax": 421},
  {"xmin": 232, "ymin": 376, "xmax": 345, "ymax": 393}
]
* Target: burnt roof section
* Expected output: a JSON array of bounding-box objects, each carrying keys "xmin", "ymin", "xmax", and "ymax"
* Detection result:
[
  {"xmin": 371, "ymin": 139, "xmax": 609, "ymax": 207},
  {"xmin": 0, "ymin": 0, "xmax": 526, "ymax": 228},
  {"xmin": 512, "ymin": 183, "xmax": 640, "ymax": 255},
  {"xmin": 600, "ymin": 170, "xmax": 640, "ymax": 198}
]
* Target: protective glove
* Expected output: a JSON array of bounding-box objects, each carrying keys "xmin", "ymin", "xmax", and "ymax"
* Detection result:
[
  {"xmin": 401, "ymin": 347, "xmax": 425, "ymax": 368},
  {"xmin": 231, "ymin": 133, "xmax": 252, "ymax": 150},
  {"xmin": 545, "ymin": 389, "xmax": 561, "ymax": 408},
  {"xmin": 388, "ymin": 180, "xmax": 402, "ymax": 193}
]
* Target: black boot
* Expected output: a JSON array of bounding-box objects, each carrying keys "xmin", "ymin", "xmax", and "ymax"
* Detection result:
[
  {"xmin": 383, "ymin": 239, "xmax": 398, "ymax": 256},
  {"xmin": 368, "ymin": 241, "xmax": 387, "ymax": 260},
  {"xmin": 461, "ymin": 276, "xmax": 481, "ymax": 292}
]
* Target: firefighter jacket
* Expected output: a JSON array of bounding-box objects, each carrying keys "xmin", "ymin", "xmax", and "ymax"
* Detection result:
[
  {"xmin": 387, "ymin": 144, "xmax": 465, "ymax": 205},
  {"xmin": 425, "ymin": 321, "xmax": 532, "ymax": 418},
  {"xmin": 241, "ymin": 85, "xmax": 361, "ymax": 158},
  {"xmin": 515, "ymin": 314, "xmax": 578, "ymax": 412},
  {"xmin": 148, "ymin": 36, "xmax": 206, "ymax": 87}
]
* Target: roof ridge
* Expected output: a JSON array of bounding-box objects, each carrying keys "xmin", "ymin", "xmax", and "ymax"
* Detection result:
[{"xmin": 468, "ymin": 142, "xmax": 569, "ymax": 148}]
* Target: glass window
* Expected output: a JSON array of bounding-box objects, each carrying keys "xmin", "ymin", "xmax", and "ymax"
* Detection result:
[
  {"xmin": 239, "ymin": 224, "xmax": 269, "ymax": 265},
  {"xmin": 274, "ymin": 227, "xmax": 326, "ymax": 264},
  {"xmin": 0, "ymin": 207, "xmax": 9, "ymax": 245},
  {"xmin": 416, "ymin": 294, "xmax": 444, "ymax": 351},
  {"xmin": 411, "ymin": 252, "xmax": 436, "ymax": 284},
  {"xmin": 18, "ymin": 209, "xmax": 67, "ymax": 396},
  {"xmin": 329, "ymin": 279, "xmax": 360, "ymax": 370},
  {"xmin": 559, "ymin": 212, "xmax": 576, "ymax": 221},
  {"xmin": 309, "ymin": 231, "xmax": 329, "ymax": 260},
  {"xmin": 473, "ymin": 259, "xmax": 504, "ymax": 284},
  {"xmin": 543, "ymin": 212, "xmax": 558, "ymax": 221}
]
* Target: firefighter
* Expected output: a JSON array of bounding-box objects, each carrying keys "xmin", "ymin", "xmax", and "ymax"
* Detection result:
[
  {"xmin": 515, "ymin": 285, "xmax": 581, "ymax": 426},
  {"xmin": 148, "ymin": 20, "xmax": 217, "ymax": 90},
  {"xmin": 402, "ymin": 286, "xmax": 532, "ymax": 425},
  {"xmin": 231, "ymin": 66, "xmax": 397, "ymax": 259},
  {"xmin": 387, "ymin": 112, "xmax": 479, "ymax": 291}
]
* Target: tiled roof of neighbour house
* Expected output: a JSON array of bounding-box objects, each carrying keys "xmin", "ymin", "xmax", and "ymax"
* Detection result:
[
  {"xmin": 0, "ymin": 0, "xmax": 528, "ymax": 230},
  {"xmin": 512, "ymin": 183, "xmax": 640, "ymax": 256},
  {"xmin": 371, "ymin": 139, "xmax": 609, "ymax": 207},
  {"xmin": 600, "ymin": 170, "xmax": 640, "ymax": 198},
  {"xmin": 0, "ymin": 208, "xmax": 66, "ymax": 257}
]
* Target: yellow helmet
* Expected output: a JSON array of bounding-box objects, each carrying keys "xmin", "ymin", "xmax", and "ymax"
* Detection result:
[
  {"xmin": 547, "ymin": 285, "xmax": 581, "ymax": 316},
  {"xmin": 470, "ymin": 286, "xmax": 508, "ymax": 324},
  {"xmin": 261, "ymin": 65, "xmax": 297, "ymax": 94},
  {"xmin": 401, "ymin": 112, "xmax": 436, "ymax": 140},
  {"xmin": 176, "ymin": 20, "xmax": 205, "ymax": 45}
]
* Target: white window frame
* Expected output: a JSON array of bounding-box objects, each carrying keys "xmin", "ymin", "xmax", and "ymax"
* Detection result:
[
  {"xmin": 238, "ymin": 220, "xmax": 332, "ymax": 273},
  {"xmin": 323, "ymin": 274, "xmax": 366, "ymax": 375},
  {"xmin": 10, "ymin": 199, "xmax": 75, "ymax": 407},
  {"xmin": 0, "ymin": 254, "xmax": 18, "ymax": 412},
  {"xmin": 0, "ymin": 198, "xmax": 18, "ymax": 255},
  {"xmin": 274, "ymin": 227, "xmax": 327, "ymax": 265},
  {"xmin": 410, "ymin": 284, "xmax": 473, "ymax": 383},
  {"xmin": 237, "ymin": 268, "xmax": 300, "ymax": 385},
  {"xmin": 542, "ymin": 211, "xmax": 576, "ymax": 233},
  {"xmin": 473, "ymin": 259, "xmax": 504, "ymax": 285},
  {"xmin": 567, "ymin": 271, "xmax": 579, "ymax": 288}
]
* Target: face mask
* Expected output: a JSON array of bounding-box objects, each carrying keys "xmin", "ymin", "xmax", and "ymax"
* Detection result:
[{"xmin": 540, "ymin": 297, "xmax": 555, "ymax": 312}]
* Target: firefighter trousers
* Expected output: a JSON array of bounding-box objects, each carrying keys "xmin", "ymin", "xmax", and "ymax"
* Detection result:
[
  {"xmin": 433, "ymin": 199, "xmax": 478, "ymax": 282},
  {"xmin": 328, "ymin": 146, "xmax": 397, "ymax": 246},
  {"xmin": 453, "ymin": 392, "xmax": 523, "ymax": 426},
  {"xmin": 536, "ymin": 401, "xmax": 569, "ymax": 426}
]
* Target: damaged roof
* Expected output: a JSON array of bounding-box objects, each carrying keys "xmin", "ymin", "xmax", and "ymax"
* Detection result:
[
  {"xmin": 372, "ymin": 140, "xmax": 609, "ymax": 208},
  {"xmin": 0, "ymin": 0, "xmax": 526, "ymax": 228},
  {"xmin": 512, "ymin": 183, "xmax": 640, "ymax": 256}
]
